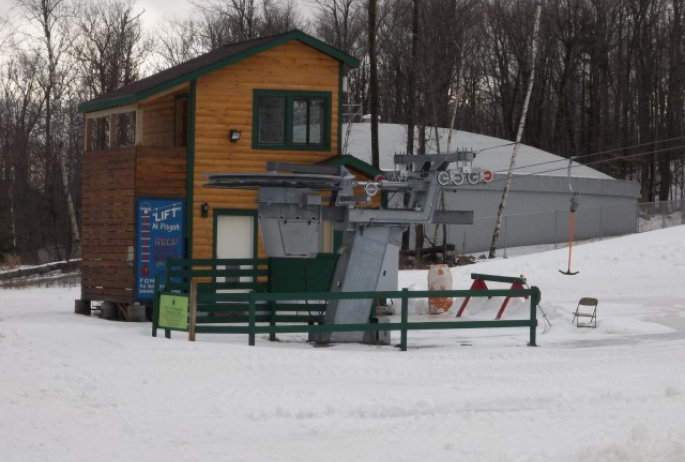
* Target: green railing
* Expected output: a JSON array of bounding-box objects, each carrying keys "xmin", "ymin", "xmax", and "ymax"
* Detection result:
[
  {"xmin": 154, "ymin": 286, "xmax": 541, "ymax": 351},
  {"xmin": 159, "ymin": 257, "xmax": 331, "ymax": 338},
  {"xmin": 240, "ymin": 288, "xmax": 541, "ymax": 350},
  {"xmin": 163, "ymin": 258, "xmax": 270, "ymax": 294},
  {"xmin": 153, "ymin": 258, "xmax": 541, "ymax": 350}
]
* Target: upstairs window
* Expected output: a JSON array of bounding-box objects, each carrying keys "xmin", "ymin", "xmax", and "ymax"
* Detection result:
[
  {"xmin": 254, "ymin": 90, "xmax": 331, "ymax": 150},
  {"xmin": 257, "ymin": 96, "xmax": 286, "ymax": 144}
]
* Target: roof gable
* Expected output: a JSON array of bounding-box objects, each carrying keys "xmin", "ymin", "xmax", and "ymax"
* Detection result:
[
  {"xmin": 318, "ymin": 155, "xmax": 383, "ymax": 179},
  {"xmin": 79, "ymin": 30, "xmax": 359, "ymax": 113}
]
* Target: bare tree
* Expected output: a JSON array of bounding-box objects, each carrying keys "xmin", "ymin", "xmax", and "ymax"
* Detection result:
[
  {"xmin": 660, "ymin": 0, "xmax": 684, "ymax": 200},
  {"xmin": 260, "ymin": 0, "xmax": 302, "ymax": 35},
  {"xmin": 155, "ymin": 0, "xmax": 304, "ymax": 70},
  {"xmin": 311, "ymin": 0, "xmax": 365, "ymax": 56},
  {"xmin": 406, "ymin": 0, "xmax": 418, "ymax": 155},
  {"xmin": 189, "ymin": 0, "xmax": 302, "ymax": 42},
  {"xmin": 0, "ymin": 13, "xmax": 11, "ymax": 49},
  {"xmin": 189, "ymin": 0, "xmax": 256, "ymax": 41},
  {"xmin": 488, "ymin": 3, "xmax": 542, "ymax": 259},
  {"xmin": 0, "ymin": 51, "xmax": 46, "ymax": 261},
  {"xmin": 72, "ymin": 0, "xmax": 150, "ymax": 98},
  {"xmin": 155, "ymin": 17, "xmax": 209, "ymax": 68},
  {"xmin": 14, "ymin": 0, "xmax": 81, "ymax": 258}
]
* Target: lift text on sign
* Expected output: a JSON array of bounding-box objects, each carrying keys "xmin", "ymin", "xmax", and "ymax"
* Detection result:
[{"xmin": 135, "ymin": 198, "xmax": 185, "ymax": 300}]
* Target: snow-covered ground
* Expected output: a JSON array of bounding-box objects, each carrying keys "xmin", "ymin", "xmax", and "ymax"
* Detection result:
[
  {"xmin": 2, "ymin": 226, "xmax": 685, "ymax": 461},
  {"xmin": 639, "ymin": 210, "xmax": 684, "ymax": 233}
]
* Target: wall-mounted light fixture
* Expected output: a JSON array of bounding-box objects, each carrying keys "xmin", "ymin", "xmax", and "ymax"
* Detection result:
[
  {"xmin": 200, "ymin": 202, "xmax": 209, "ymax": 218},
  {"xmin": 229, "ymin": 129, "xmax": 241, "ymax": 142}
]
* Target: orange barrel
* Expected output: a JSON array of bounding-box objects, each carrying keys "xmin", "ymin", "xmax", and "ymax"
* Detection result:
[{"xmin": 428, "ymin": 264, "xmax": 453, "ymax": 314}]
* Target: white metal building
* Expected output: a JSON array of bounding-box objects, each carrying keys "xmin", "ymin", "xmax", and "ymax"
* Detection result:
[{"xmin": 345, "ymin": 123, "xmax": 641, "ymax": 253}]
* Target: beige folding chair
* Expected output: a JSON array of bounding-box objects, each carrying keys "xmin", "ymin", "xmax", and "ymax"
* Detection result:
[{"xmin": 572, "ymin": 297, "xmax": 598, "ymax": 328}]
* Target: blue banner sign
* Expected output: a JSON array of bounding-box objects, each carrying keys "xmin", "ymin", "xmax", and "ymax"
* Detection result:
[{"xmin": 135, "ymin": 198, "xmax": 185, "ymax": 300}]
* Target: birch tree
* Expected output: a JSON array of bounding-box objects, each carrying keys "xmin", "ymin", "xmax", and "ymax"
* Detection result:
[{"xmin": 488, "ymin": 3, "xmax": 542, "ymax": 259}]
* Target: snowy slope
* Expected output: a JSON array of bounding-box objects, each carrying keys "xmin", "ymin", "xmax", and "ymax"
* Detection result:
[
  {"xmin": 1, "ymin": 227, "xmax": 685, "ymax": 462},
  {"xmin": 344, "ymin": 123, "xmax": 612, "ymax": 179}
]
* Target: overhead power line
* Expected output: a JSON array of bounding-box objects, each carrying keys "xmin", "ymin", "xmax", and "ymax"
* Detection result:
[
  {"xmin": 482, "ymin": 142, "xmax": 685, "ymax": 186},
  {"xmin": 479, "ymin": 135, "xmax": 685, "ymax": 177}
]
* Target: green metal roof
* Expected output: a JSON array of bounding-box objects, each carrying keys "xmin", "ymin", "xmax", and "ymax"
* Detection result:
[
  {"xmin": 319, "ymin": 155, "xmax": 383, "ymax": 179},
  {"xmin": 78, "ymin": 30, "xmax": 360, "ymax": 114}
]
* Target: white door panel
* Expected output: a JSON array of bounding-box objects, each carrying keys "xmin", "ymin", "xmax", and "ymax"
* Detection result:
[{"xmin": 215, "ymin": 214, "xmax": 254, "ymax": 289}]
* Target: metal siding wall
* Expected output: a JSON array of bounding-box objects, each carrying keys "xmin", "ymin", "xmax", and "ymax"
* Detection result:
[{"xmin": 392, "ymin": 174, "xmax": 640, "ymax": 254}]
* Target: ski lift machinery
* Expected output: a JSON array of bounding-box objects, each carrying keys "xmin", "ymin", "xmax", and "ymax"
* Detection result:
[{"xmin": 204, "ymin": 152, "xmax": 492, "ymax": 344}]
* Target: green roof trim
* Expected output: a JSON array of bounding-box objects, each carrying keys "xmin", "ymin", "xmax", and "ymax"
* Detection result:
[
  {"xmin": 337, "ymin": 63, "xmax": 343, "ymax": 155},
  {"xmin": 78, "ymin": 30, "xmax": 360, "ymax": 114},
  {"xmin": 185, "ymin": 80, "xmax": 196, "ymax": 260},
  {"xmin": 319, "ymin": 155, "xmax": 383, "ymax": 179}
]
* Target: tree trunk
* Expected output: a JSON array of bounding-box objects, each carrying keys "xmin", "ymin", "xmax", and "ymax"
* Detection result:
[
  {"xmin": 415, "ymin": 125, "xmax": 427, "ymax": 265},
  {"xmin": 368, "ymin": 0, "xmax": 380, "ymax": 168},
  {"xmin": 406, "ymin": 0, "xmax": 420, "ymax": 156},
  {"xmin": 402, "ymin": 0, "xmax": 420, "ymax": 252},
  {"xmin": 489, "ymin": 4, "xmax": 542, "ymax": 259},
  {"xmin": 41, "ymin": 0, "xmax": 81, "ymax": 257},
  {"xmin": 59, "ymin": 154, "xmax": 81, "ymax": 255}
]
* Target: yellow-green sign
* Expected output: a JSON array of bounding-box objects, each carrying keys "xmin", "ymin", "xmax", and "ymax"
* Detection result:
[{"xmin": 158, "ymin": 293, "xmax": 189, "ymax": 331}]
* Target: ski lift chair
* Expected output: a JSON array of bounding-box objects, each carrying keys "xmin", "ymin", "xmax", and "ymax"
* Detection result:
[{"xmin": 572, "ymin": 297, "xmax": 598, "ymax": 328}]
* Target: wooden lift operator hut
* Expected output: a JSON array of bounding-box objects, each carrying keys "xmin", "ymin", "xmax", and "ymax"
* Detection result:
[{"xmin": 76, "ymin": 30, "xmax": 366, "ymax": 318}]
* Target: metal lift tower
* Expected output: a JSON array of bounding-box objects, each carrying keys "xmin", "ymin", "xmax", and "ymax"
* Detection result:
[{"xmin": 205, "ymin": 152, "xmax": 491, "ymax": 344}]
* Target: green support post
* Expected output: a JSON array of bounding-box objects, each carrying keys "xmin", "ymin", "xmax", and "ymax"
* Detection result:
[
  {"xmin": 161, "ymin": 264, "xmax": 171, "ymax": 339},
  {"xmin": 248, "ymin": 292, "xmax": 256, "ymax": 346},
  {"xmin": 401, "ymin": 288, "xmax": 408, "ymax": 351},
  {"xmin": 529, "ymin": 286, "xmax": 540, "ymax": 347},
  {"xmin": 164, "ymin": 275, "xmax": 171, "ymax": 339},
  {"xmin": 269, "ymin": 301, "xmax": 276, "ymax": 342},
  {"xmin": 152, "ymin": 276, "xmax": 159, "ymax": 337}
]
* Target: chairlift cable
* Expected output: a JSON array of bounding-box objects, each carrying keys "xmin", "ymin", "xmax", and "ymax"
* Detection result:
[
  {"xmin": 482, "ymin": 142, "xmax": 685, "ymax": 186},
  {"xmin": 480, "ymin": 135, "xmax": 685, "ymax": 176}
]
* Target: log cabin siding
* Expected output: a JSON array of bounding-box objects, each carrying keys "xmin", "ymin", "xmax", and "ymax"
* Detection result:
[
  {"xmin": 192, "ymin": 40, "xmax": 340, "ymax": 259},
  {"xmin": 140, "ymin": 89, "xmax": 188, "ymax": 147},
  {"xmin": 81, "ymin": 147, "xmax": 137, "ymax": 303},
  {"xmin": 135, "ymin": 146, "xmax": 187, "ymax": 198}
]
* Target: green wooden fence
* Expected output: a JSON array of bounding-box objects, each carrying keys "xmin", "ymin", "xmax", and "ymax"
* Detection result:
[{"xmin": 152, "ymin": 257, "xmax": 541, "ymax": 350}]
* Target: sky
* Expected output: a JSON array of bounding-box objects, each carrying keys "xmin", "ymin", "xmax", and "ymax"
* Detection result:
[
  {"xmin": 0, "ymin": 0, "xmax": 194, "ymax": 24},
  {"xmin": 0, "ymin": 1, "xmax": 186, "ymax": 47},
  {"xmin": 135, "ymin": 0, "xmax": 316, "ymax": 29},
  {"xmin": 136, "ymin": 0, "xmax": 194, "ymax": 27},
  {"xmin": 0, "ymin": 0, "xmax": 317, "ymax": 59},
  {"xmin": 2, "ymin": 223, "xmax": 685, "ymax": 461}
]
